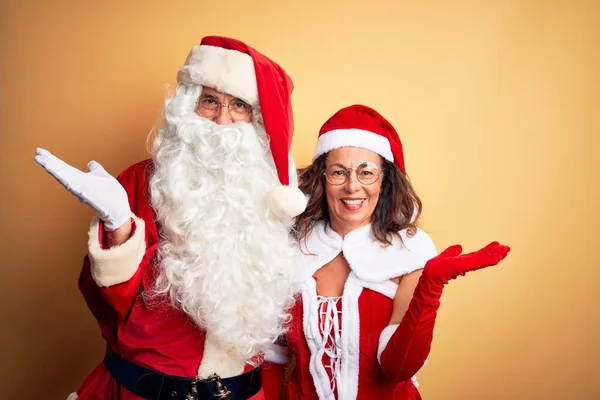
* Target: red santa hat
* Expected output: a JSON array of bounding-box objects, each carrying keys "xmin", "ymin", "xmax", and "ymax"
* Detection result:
[
  {"xmin": 177, "ymin": 36, "xmax": 306, "ymax": 219},
  {"xmin": 313, "ymin": 104, "xmax": 406, "ymax": 174}
]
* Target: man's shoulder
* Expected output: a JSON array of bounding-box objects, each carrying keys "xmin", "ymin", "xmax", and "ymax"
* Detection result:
[
  {"xmin": 116, "ymin": 159, "xmax": 154, "ymax": 184},
  {"xmin": 114, "ymin": 159, "xmax": 155, "ymax": 201}
]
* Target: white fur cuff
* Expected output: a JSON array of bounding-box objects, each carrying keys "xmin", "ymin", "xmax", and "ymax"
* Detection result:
[
  {"xmin": 377, "ymin": 323, "xmax": 399, "ymax": 363},
  {"xmin": 88, "ymin": 214, "xmax": 146, "ymax": 288},
  {"xmin": 66, "ymin": 393, "xmax": 78, "ymax": 400}
]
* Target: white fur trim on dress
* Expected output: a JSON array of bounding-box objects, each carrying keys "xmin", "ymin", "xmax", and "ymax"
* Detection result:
[
  {"xmin": 297, "ymin": 223, "xmax": 436, "ymax": 399},
  {"xmin": 264, "ymin": 343, "xmax": 291, "ymax": 364},
  {"xmin": 299, "ymin": 222, "xmax": 437, "ymax": 284},
  {"xmin": 302, "ymin": 278, "xmax": 335, "ymax": 400},
  {"xmin": 359, "ymin": 280, "xmax": 398, "ymax": 299},
  {"xmin": 177, "ymin": 45, "xmax": 258, "ymax": 105},
  {"xmin": 339, "ymin": 274, "xmax": 362, "ymax": 400},
  {"xmin": 301, "ymin": 274, "xmax": 363, "ymax": 400},
  {"xmin": 88, "ymin": 214, "xmax": 146, "ymax": 288},
  {"xmin": 313, "ymin": 129, "xmax": 394, "ymax": 161},
  {"xmin": 197, "ymin": 332, "xmax": 246, "ymax": 379}
]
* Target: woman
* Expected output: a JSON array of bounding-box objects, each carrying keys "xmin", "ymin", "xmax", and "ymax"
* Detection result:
[{"xmin": 262, "ymin": 104, "xmax": 510, "ymax": 400}]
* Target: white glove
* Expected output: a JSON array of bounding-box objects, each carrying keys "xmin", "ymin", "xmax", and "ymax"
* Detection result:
[{"xmin": 34, "ymin": 148, "xmax": 131, "ymax": 231}]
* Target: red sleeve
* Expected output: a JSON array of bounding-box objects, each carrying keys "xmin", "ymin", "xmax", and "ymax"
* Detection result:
[{"xmin": 77, "ymin": 160, "xmax": 159, "ymax": 344}]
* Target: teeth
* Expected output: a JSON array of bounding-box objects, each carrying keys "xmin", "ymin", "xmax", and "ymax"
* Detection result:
[{"xmin": 342, "ymin": 199, "xmax": 364, "ymax": 206}]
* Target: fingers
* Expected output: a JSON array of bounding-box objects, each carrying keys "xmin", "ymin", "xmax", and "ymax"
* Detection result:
[
  {"xmin": 438, "ymin": 245, "xmax": 463, "ymax": 258},
  {"xmin": 34, "ymin": 147, "xmax": 53, "ymax": 168},
  {"xmin": 455, "ymin": 243, "xmax": 511, "ymax": 271},
  {"xmin": 425, "ymin": 241, "xmax": 511, "ymax": 282},
  {"xmin": 495, "ymin": 245, "xmax": 511, "ymax": 260},
  {"xmin": 34, "ymin": 148, "xmax": 82, "ymax": 190},
  {"xmin": 87, "ymin": 160, "xmax": 110, "ymax": 177},
  {"xmin": 35, "ymin": 148, "xmax": 78, "ymax": 175},
  {"xmin": 478, "ymin": 242, "xmax": 511, "ymax": 261},
  {"xmin": 35, "ymin": 148, "xmax": 64, "ymax": 167},
  {"xmin": 480, "ymin": 241, "xmax": 500, "ymax": 252},
  {"xmin": 35, "ymin": 147, "xmax": 51, "ymax": 158},
  {"xmin": 88, "ymin": 160, "xmax": 119, "ymax": 182},
  {"xmin": 87, "ymin": 160, "xmax": 102, "ymax": 171}
]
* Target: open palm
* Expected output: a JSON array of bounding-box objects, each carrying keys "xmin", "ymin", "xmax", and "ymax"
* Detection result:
[{"xmin": 34, "ymin": 148, "xmax": 131, "ymax": 230}]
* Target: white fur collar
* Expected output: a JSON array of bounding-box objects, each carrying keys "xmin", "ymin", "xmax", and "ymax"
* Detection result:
[{"xmin": 299, "ymin": 221, "xmax": 437, "ymax": 283}]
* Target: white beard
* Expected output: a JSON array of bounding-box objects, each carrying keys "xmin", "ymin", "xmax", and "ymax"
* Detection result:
[{"xmin": 149, "ymin": 112, "xmax": 297, "ymax": 361}]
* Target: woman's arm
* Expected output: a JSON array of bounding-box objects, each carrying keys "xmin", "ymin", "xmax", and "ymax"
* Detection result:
[
  {"xmin": 389, "ymin": 269, "xmax": 423, "ymax": 325},
  {"xmin": 378, "ymin": 243, "xmax": 510, "ymax": 382}
]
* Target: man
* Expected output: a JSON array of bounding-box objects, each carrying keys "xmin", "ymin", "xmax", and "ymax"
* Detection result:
[{"xmin": 35, "ymin": 36, "xmax": 307, "ymax": 400}]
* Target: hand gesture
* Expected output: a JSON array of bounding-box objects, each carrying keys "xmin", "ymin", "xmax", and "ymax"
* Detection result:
[
  {"xmin": 34, "ymin": 148, "xmax": 131, "ymax": 230},
  {"xmin": 423, "ymin": 242, "xmax": 511, "ymax": 285}
]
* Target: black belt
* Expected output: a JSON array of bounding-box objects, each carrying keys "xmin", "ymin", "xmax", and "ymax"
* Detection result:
[{"xmin": 103, "ymin": 346, "xmax": 262, "ymax": 400}]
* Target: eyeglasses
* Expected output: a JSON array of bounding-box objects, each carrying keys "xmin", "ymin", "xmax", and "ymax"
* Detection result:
[
  {"xmin": 324, "ymin": 162, "xmax": 384, "ymax": 186},
  {"xmin": 197, "ymin": 96, "xmax": 253, "ymax": 121}
]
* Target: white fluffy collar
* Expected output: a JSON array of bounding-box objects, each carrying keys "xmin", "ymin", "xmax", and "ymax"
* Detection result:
[{"xmin": 299, "ymin": 221, "xmax": 437, "ymax": 283}]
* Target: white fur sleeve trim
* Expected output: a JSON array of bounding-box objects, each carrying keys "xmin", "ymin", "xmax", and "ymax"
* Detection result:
[
  {"xmin": 66, "ymin": 393, "xmax": 78, "ymax": 400},
  {"xmin": 313, "ymin": 128, "xmax": 394, "ymax": 162},
  {"xmin": 177, "ymin": 45, "xmax": 258, "ymax": 106},
  {"xmin": 88, "ymin": 214, "xmax": 146, "ymax": 288},
  {"xmin": 264, "ymin": 343, "xmax": 291, "ymax": 364},
  {"xmin": 377, "ymin": 323, "xmax": 399, "ymax": 363}
]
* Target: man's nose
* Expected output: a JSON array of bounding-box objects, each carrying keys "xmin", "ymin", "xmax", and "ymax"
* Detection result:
[{"xmin": 215, "ymin": 106, "xmax": 234, "ymax": 126}]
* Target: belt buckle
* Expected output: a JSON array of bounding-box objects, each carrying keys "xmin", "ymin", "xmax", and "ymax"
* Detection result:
[
  {"xmin": 186, "ymin": 373, "xmax": 231, "ymax": 400},
  {"xmin": 207, "ymin": 373, "xmax": 231, "ymax": 400},
  {"xmin": 186, "ymin": 376, "xmax": 200, "ymax": 400}
]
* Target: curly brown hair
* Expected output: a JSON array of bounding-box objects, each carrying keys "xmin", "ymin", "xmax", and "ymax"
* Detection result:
[{"xmin": 293, "ymin": 153, "xmax": 422, "ymax": 249}]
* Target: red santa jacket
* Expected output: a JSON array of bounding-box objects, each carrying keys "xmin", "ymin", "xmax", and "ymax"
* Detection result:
[
  {"xmin": 263, "ymin": 221, "xmax": 437, "ymax": 400},
  {"xmin": 75, "ymin": 160, "xmax": 262, "ymax": 399}
]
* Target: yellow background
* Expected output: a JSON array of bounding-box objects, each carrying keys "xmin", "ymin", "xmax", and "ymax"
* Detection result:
[{"xmin": 1, "ymin": 0, "xmax": 599, "ymax": 398}]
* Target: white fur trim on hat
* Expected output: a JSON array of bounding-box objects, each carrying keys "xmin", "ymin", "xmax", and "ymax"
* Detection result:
[
  {"xmin": 88, "ymin": 214, "xmax": 146, "ymax": 288},
  {"xmin": 177, "ymin": 45, "xmax": 259, "ymax": 105},
  {"xmin": 288, "ymin": 154, "xmax": 299, "ymax": 186},
  {"xmin": 313, "ymin": 129, "xmax": 394, "ymax": 161},
  {"xmin": 269, "ymin": 186, "xmax": 308, "ymax": 219}
]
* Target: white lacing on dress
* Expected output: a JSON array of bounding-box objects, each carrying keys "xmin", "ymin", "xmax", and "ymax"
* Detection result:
[{"xmin": 316, "ymin": 295, "xmax": 343, "ymax": 395}]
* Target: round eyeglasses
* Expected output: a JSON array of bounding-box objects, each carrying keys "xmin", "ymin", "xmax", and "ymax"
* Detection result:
[
  {"xmin": 324, "ymin": 162, "xmax": 384, "ymax": 186},
  {"xmin": 197, "ymin": 96, "xmax": 253, "ymax": 121}
]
